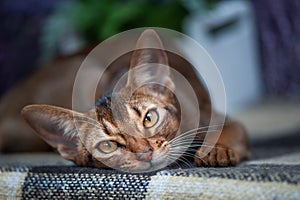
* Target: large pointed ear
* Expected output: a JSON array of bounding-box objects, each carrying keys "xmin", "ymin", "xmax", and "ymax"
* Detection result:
[
  {"xmin": 21, "ymin": 105, "xmax": 83, "ymax": 161},
  {"xmin": 127, "ymin": 29, "xmax": 175, "ymax": 92}
]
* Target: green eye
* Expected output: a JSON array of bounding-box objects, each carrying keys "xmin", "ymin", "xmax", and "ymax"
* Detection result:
[
  {"xmin": 143, "ymin": 110, "xmax": 159, "ymax": 128},
  {"xmin": 97, "ymin": 140, "xmax": 118, "ymax": 153}
]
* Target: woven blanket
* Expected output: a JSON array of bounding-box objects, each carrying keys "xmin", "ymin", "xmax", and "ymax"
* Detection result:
[{"xmin": 1, "ymin": 131, "xmax": 300, "ymax": 199}]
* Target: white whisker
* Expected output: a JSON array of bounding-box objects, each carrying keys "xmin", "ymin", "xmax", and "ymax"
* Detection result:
[
  {"xmin": 167, "ymin": 155, "xmax": 193, "ymax": 168},
  {"xmin": 170, "ymin": 128, "xmax": 222, "ymax": 143},
  {"xmin": 179, "ymin": 124, "xmax": 223, "ymax": 135}
]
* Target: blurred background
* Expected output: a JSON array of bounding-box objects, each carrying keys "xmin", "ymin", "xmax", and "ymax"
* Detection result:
[{"xmin": 0, "ymin": 0, "xmax": 300, "ymax": 143}]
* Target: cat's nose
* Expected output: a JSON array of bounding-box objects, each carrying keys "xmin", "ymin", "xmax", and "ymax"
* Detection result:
[{"xmin": 137, "ymin": 147, "xmax": 153, "ymax": 162}]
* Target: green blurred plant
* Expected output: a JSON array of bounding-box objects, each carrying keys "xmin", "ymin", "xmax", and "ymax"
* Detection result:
[
  {"xmin": 58, "ymin": 0, "xmax": 189, "ymax": 43},
  {"xmin": 42, "ymin": 0, "xmax": 219, "ymax": 58}
]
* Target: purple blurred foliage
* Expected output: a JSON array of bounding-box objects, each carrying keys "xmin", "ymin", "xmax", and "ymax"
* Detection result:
[
  {"xmin": 0, "ymin": 0, "xmax": 67, "ymax": 97},
  {"xmin": 251, "ymin": 0, "xmax": 300, "ymax": 96}
]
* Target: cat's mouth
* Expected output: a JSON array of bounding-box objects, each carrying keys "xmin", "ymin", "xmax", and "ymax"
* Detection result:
[
  {"xmin": 124, "ymin": 141, "xmax": 170, "ymax": 172},
  {"xmin": 111, "ymin": 145, "xmax": 169, "ymax": 172}
]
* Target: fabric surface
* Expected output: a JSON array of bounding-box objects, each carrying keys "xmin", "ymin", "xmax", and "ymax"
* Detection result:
[{"xmin": 1, "ymin": 131, "xmax": 300, "ymax": 199}]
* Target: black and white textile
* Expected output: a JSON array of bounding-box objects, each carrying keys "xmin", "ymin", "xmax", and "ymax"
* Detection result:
[{"xmin": 1, "ymin": 131, "xmax": 300, "ymax": 199}]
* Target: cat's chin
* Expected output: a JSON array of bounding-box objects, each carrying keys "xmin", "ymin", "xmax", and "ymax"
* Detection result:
[
  {"xmin": 118, "ymin": 161, "xmax": 152, "ymax": 172},
  {"xmin": 117, "ymin": 159, "xmax": 169, "ymax": 173}
]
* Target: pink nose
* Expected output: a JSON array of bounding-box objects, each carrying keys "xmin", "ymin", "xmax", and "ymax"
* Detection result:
[{"xmin": 137, "ymin": 147, "xmax": 153, "ymax": 162}]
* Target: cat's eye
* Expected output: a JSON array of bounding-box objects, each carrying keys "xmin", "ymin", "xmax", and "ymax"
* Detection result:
[
  {"xmin": 97, "ymin": 140, "xmax": 118, "ymax": 154},
  {"xmin": 143, "ymin": 110, "xmax": 159, "ymax": 128}
]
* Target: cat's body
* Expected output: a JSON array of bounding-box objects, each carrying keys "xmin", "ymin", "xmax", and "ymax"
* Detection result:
[
  {"xmin": 0, "ymin": 53, "xmax": 87, "ymax": 151},
  {"xmin": 2, "ymin": 29, "xmax": 249, "ymax": 171}
]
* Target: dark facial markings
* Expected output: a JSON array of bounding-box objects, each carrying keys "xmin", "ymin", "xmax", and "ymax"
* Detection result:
[{"xmin": 132, "ymin": 107, "xmax": 141, "ymax": 117}]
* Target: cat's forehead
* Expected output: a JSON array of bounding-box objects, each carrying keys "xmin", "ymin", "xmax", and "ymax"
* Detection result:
[
  {"xmin": 96, "ymin": 91, "xmax": 162, "ymax": 112},
  {"xmin": 93, "ymin": 92, "xmax": 167, "ymax": 137},
  {"xmin": 97, "ymin": 96, "xmax": 158, "ymax": 123}
]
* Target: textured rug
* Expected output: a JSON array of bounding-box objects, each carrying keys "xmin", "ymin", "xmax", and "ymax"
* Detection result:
[{"xmin": 1, "ymin": 131, "xmax": 300, "ymax": 199}]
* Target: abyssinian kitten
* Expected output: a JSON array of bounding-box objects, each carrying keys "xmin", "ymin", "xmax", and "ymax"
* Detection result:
[{"xmin": 19, "ymin": 29, "xmax": 248, "ymax": 171}]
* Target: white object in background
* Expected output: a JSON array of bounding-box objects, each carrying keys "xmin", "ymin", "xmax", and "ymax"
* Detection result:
[{"xmin": 183, "ymin": 0, "xmax": 262, "ymax": 114}]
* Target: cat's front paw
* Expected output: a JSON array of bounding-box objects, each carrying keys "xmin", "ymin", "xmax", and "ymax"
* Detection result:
[{"xmin": 194, "ymin": 145, "xmax": 237, "ymax": 167}]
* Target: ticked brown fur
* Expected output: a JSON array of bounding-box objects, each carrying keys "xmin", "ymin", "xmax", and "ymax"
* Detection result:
[{"xmin": 2, "ymin": 29, "xmax": 249, "ymax": 171}]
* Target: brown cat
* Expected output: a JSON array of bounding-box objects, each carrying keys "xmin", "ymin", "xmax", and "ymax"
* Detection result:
[{"xmin": 20, "ymin": 29, "xmax": 248, "ymax": 172}]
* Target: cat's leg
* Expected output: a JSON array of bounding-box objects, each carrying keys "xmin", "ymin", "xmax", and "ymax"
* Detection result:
[{"xmin": 195, "ymin": 120, "xmax": 249, "ymax": 167}]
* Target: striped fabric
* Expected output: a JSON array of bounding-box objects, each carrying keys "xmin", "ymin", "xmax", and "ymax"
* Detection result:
[{"xmin": 1, "ymin": 132, "xmax": 300, "ymax": 199}]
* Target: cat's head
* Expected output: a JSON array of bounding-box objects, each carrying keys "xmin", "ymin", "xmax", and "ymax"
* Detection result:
[{"xmin": 22, "ymin": 29, "xmax": 183, "ymax": 172}]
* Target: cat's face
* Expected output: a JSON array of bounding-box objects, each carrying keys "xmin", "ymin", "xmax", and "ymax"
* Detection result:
[
  {"xmin": 81, "ymin": 85, "xmax": 180, "ymax": 171},
  {"xmin": 22, "ymin": 29, "xmax": 185, "ymax": 172}
]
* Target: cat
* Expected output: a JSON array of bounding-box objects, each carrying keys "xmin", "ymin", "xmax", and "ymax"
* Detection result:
[{"xmin": 20, "ymin": 29, "xmax": 249, "ymax": 172}]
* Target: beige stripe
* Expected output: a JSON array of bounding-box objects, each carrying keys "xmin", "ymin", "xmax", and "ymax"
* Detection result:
[
  {"xmin": 146, "ymin": 176, "xmax": 300, "ymax": 200},
  {"xmin": 0, "ymin": 172, "xmax": 27, "ymax": 200}
]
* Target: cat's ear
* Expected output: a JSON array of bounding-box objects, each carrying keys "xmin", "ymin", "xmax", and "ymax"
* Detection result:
[
  {"xmin": 127, "ymin": 29, "xmax": 175, "ymax": 92},
  {"xmin": 21, "ymin": 105, "xmax": 82, "ymax": 161}
]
